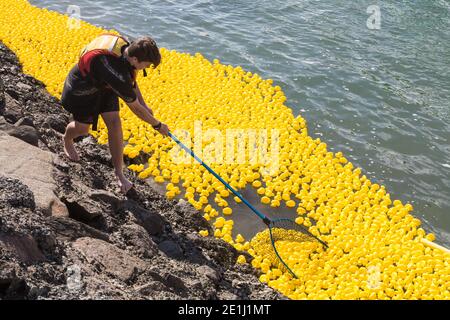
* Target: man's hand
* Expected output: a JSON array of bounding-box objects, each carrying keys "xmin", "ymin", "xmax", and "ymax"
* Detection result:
[{"xmin": 157, "ymin": 122, "xmax": 169, "ymax": 136}]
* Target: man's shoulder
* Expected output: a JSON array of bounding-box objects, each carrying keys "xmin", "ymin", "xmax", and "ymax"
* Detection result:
[
  {"xmin": 91, "ymin": 54, "xmax": 131, "ymax": 80},
  {"xmin": 92, "ymin": 54, "xmax": 128, "ymax": 72}
]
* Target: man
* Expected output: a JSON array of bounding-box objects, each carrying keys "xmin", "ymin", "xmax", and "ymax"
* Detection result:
[{"xmin": 61, "ymin": 34, "xmax": 169, "ymax": 194}]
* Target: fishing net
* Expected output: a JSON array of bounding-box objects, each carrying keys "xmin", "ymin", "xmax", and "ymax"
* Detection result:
[{"xmin": 251, "ymin": 218, "xmax": 327, "ymax": 278}]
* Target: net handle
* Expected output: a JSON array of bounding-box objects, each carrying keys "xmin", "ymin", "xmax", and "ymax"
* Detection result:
[{"xmin": 169, "ymin": 131, "xmax": 271, "ymax": 224}]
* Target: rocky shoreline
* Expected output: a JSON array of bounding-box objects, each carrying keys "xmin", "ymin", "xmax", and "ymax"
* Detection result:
[{"xmin": 0, "ymin": 41, "xmax": 283, "ymax": 300}]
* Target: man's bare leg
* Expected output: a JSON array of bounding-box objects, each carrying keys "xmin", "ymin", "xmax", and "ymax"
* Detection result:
[
  {"xmin": 101, "ymin": 111, "xmax": 133, "ymax": 194},
  {"xmin": 63, "ymin": 121, "xmax": 90, "ymax": 162}
]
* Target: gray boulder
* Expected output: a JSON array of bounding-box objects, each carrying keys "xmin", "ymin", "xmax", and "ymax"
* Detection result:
[
  {"xmin": 2, "ymin": 93, "xmax": 23, "ymax": 123},
  {"xmin": 72, "ymin": 237, "xmax": 146, "ymax": 283},
  {"xmin": 0, "ymin": 233, "xmax": 46, "ymax": 264},
  {"xmin": 0, "ymin": 131, "xmax": 68, "ymax": 217},
  {"xmin": 47, "ymin": 216, "xmax": 110, "ymax": 243},
  {"xmin": 121, "ymin": 223, "xmax": 159, "ymax": 258},
  {"xmin": 6, "ymin": 125, "xmax": 39, "ymax": 147}
]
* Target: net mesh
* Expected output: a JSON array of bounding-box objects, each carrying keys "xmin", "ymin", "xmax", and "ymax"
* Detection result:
[
  {"xmin": 250, "ymin": 218, "xmax": 327, "ymax": 278},
  {"xmin": 270, "ymin": 218, "xmax": 328, "ymax": 248}
]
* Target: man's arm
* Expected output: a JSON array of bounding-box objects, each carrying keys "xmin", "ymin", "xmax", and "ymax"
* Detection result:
[
  {"xmin": 127, "ymin": 98, "xmax": 158, "ymax": 125},
  {"xmin": 134, "ymin": 83, "xmax": 153, "ymax": 115},
  {"xmin": 127, "ymin": 98, "xmax": 169, "ymax": 135},
  {"xmin": 90, "ymin": 56, "xmax": 168, "ymax": 135}
]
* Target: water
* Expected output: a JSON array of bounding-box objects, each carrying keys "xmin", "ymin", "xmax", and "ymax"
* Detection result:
[{"xmin": 30, "ymin": 0, "xmax": 450, "ymax": 246}]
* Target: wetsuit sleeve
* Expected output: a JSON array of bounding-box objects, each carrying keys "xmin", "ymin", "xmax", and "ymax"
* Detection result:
[{"xmin": 90, "ymin": 55, "xmax": 137, "ymax": 103}]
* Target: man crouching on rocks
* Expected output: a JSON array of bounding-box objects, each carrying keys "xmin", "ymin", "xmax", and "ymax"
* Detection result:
[{"xmin": 61, "ymin": 34, "xmax": 169, "ymax": 194}]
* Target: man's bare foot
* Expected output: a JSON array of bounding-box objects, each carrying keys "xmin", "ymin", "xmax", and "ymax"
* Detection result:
[
  {"xmin": 63, "ymin": 135, "xmax": 80, "ymax": 162},
  {"xmin": 116, "ymin": 174, "xmax": 133, "ymax": 194}
]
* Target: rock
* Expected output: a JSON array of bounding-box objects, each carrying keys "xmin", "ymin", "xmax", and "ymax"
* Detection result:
[
  {"xmin": 44, "ymin": 114, "xmax": 67, "ymax": 134},
  {"xmin": 14, "ymin": 117, "xmax": 34, "ymax": 128},
  {"xmin": 16, "ymin": 82, "xmax": 32, "ymax": 92},
  {"xmin": 62, "ymin": 196, "xmax": 104, "ymax": 222},
  {"xmin": 186, "ymin": 233, "xmax": 201, "ymax": 242},
  {"xmin": 3, "ymin": 93, "xmax": 22, "ymax": 123},
  {"xmin": 0, "ymin": 76, "xmax": 4, "ymax": 114},
  {"xmin": 137, "ymin": 211, "xmax": 165, "ymax": 237},
  {"xmin": 9, "ymin": 66, "xmax": 20, "ymax": 74},
  {"xmin": 46, "ymin": 217, "xmax": 109, "ymax": 243},
  {"xmin": 61, "ymin": 185, "xmax": 115, "ymax": 225},
  {"xmin": 195, "ymin": 237, "xmax": 239, "ymax": 268},
  {"xmin": 190, "ymin": 280, "xmax": 203, "ymax": 290},
  {"xmin": 146, "ymin": 268, "xmax": 166, "ymax": 283},
  {"xmin": 197, "ymin": 265, "xmax": 221, "ymax": 284},
  {"xmin": 158, "ymin": 240, "xmax": 183, "ymax": 259},
  {"xmin": 28, "ymin": 285, "xmax": 50, "ymax": 299},
  {"xmin": 121, "ymin": 200, "xmax": 165, "ymax": 236},
  {"xmin": 52, "ymin": 155, "xmax": 70, "ymax": 172},
  {"xmin": 0, "ymin": 263, "xmax": 18, "ymax": 288},
  {"xmin": 33, "ymin": 230, "xmax": 57, "ymax": 256},
  {"xmin": 77, "ymin": 136, "xmax": 112, "ymax": 165},
  {"xmin": 218, "ymin": 292, "xmax": 240, "ymax": 300},
  {"xmin": 0, "ymin": 176, "xmax": 35, "ymax": 209},
  {"xmin": 185, "ymin": 246, "xmax": 205, "ymax": 264},
  {"xmin": 135, "ymin": 281, "xmax": 168, "ymax": 295},
  {"xmin": 50, "ymin": 198, "xmax": 69, "ymax": 218},
  {"xmin": 89, "ymin": 189, "xmax": 122, "ymax": 209},
  {"xmin": 163, "ymin": 273, "xmax": 186, "ymax": 291},
  {"xmin": 0, "ymin": 116, "xmax": 13, "ymax": 131},
  {"xmin": 0, "ymin": 132, "xmax": 61, "ymax": 215},
  {"xmin": 72, "ymin": 237, "xmax": 146, "ymax": 283},
  {"xmin": 232, "ymin": 279, "xmax": 247, "ymax": 289},
  {"xmin": 6, "ymin": 125, "xmax": 39, "ymax": 146},
  {"xmin": 0, "ymin": 233, "xmax": 46, "ymax": 264},
  {"xmin": 0, "ymin": 262, "xmax": 29, "ymax": 299},
  {"xmin": 121, "ymin": 223, "xmax": 158, "ymax": 258},
  {"xmin": 174, "ymin": 198, "xmax": 211, "ymax": 230},
  {"xmin": 176, "ymin": 198, "xmax": 188, "ymax": 208}
]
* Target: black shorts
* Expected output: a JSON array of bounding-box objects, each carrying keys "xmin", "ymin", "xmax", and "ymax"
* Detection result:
[
  {"xmin": 65, "ymin": 91, "xmax": 120, "ymax": 125},
  {"xmin": 60, "ymin": 63, "xmax": 122, "ymax": 127}
]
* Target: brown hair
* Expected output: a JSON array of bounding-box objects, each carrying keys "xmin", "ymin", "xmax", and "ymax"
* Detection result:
[{"xmin": 128, "ymin": 36, "xmax": 161, "ymax": 67}]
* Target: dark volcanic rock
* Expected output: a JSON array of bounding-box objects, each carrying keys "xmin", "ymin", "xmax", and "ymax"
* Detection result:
[
  {"xmin": 0, "ymin": 76, "xmax": 4, "ymax": 114},
  {"xmin": 14, "ymin": 117, "xmax": 35, "ymax": 128},
  {"xmin": 119, "ymin": 199, "xmax": 165, "ymax": 237},
  {"xmin": 197, "ymin": 265, "xmax": 221, "ymax": 284},
  {"xmin": 158, "ymin": 240, "xmax": 184, "ymax": 260},
  {"xmin": 72, "ymin": 237, "xmax": 146, "ymax": 283},
  {"xmin": 0, "ymin": 233, "xmax": 46, "ymax": 264},
  {"xmin": 0, "ymin": 262, "xmax": 29, "ymax": 300},
  {"xmin": 0, "ymin": 176, "xmax": 35, "ymax": 210},
  {"xmin": 3, "ymin": 93, "xmax": 23, "ymax": 123},
  {"xmin": 6, "ymin": 125, "xmax": 39, "ymax": 146},
  {"xmin": 43, "ymin": 114, "xmax": 67, "ymax": 134},
  {"xmin": 47, "ymin": 217, "xmax": 110, "ymax": 243},
  {"xmin": 62, "ymin": 196, "xmax": 104, "ymax": 222},
  {"xmin": 0, "ymin": 116, "xmax": 13, "ymax": 131},
  {"xmin": 120, "ymin": 223, "xmax": 158, "ymax": 258},
  {"xmin": 163, "ymin": 273, "xmax": 186, "ymax": 291}
]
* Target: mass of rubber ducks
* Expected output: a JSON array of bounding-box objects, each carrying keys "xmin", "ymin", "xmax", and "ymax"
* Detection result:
[{"xmin": 1, "ymin": 0, "xmax": 448, "ymax": 300}]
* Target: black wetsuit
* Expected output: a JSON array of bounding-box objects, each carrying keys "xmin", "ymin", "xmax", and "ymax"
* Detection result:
[{"xmin": 61, "ymin": 54, "xmax": 137, "ymax": 129}]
